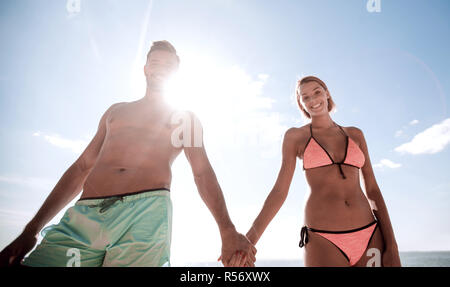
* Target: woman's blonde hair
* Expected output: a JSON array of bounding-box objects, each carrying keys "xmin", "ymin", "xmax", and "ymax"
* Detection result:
[{"xmin": 295, "ymin": 76, "xmax": 336, "ymax": 119}]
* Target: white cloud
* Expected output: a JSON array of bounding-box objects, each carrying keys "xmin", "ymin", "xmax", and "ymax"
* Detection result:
[
  {"xmin": 395, "ymin": 118, "xmax": 450, "ymax": 155},
  {"xmin": 409, "ymin": 119, "xmax": 419, "ymax": 126},
  {"xmin": 0, "ymin": 208, "xmax": 34, "ymax": 230},
  {"xmin": 394, "ymin": 120, "xmax": 420, "ymax": 138},
  {"xmin": 373, "ymin": 159, "xmax": 402, "ymax": 169},
  {"xmin": 0, "ymin": 174, "xmax": 56, "ymax": 190},
  {"xmin": 164, "ymin": 53, "xmax": 288, "ymax": 158},
  {"xmin": 34, "ymin": 132, "xmax": 88, "ymax": 154},
  {"xmin": 395, "ymin": 130, "xmax": 404, "ymax": 138},
  {"xmin": 258, "ymin": 73, "xmax": 269, "ymax": 81},
  {"xmin": 0, "ymin": 208, "xmax": 33, "ymax": 218}
]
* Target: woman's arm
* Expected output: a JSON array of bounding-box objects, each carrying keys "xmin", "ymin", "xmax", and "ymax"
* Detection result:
[
  {"xmin": 245, "ymin": 128, "xmax": 299, "ymax": 245},
  {"xmin": 353, "ymin": 127, "xmax": 401, "ymax": 266}
]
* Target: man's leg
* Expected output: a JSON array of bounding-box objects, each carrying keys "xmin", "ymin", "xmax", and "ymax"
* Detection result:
[
  {"xmin": 22, "ymin": 205, "xmax": 106, "ymax": 267},
  {"xmin": 102, "ymin": 190, "xmax": 172, "ymax": 267}
]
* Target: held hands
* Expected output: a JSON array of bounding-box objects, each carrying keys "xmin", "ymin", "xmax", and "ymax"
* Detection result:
[
  {"xmin": 0, "ymin": 230, "xmax": 38, "ymax": 267},
  {"xmin": 224, "ymin": 226, "xmax": 259, "ymax": 267},
  {"xmin": 224, "ymin": 250, "xmax": 253, "ymax": 267},
  {"xmin": 219, "ymin": 230, "xmax": 257, "ymax": 267}
]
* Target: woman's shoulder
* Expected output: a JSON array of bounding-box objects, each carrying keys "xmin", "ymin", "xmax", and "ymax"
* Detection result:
[
  {"xmin": 341, "ymin": 125, "xmax": 365, "ymax": 141},
  {"xmin": 284, "ymin": 125, "xmax": 311, "ymax": 153},
  {"xmin": 285, "ymin": 124, "xmax": 310, "ymax": 138}
]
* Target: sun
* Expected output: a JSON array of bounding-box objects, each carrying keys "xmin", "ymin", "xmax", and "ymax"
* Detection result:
[
  {"xmin": 163, "ymin": 53, "xmax": 227, "ymax": 118},
  {"xmin": 127, "ymin": 52, "xmax": 228, "ymax": 118},
  {"xmin": 162, "ymin": 52, "xmax": 271, "ymax": 125},
  {"xmin": 129, "ymin": 50, "xmax": 282, "ymax": 153}
]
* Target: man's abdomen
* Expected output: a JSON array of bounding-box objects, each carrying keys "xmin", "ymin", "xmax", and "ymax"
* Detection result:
[{"xmin": 80, "ymin": 162, "xmax": 172, "ymax": 199}]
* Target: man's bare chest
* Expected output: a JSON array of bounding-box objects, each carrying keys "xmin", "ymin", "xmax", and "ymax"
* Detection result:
[{"xmin": 104, "ymin": 105, "xmax": 180, "ymax": 149}]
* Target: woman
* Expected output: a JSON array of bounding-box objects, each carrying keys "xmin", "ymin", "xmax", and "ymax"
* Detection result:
[{"xmin": 230, "ymin": 76, "xmax": 401, "ymax": 267}]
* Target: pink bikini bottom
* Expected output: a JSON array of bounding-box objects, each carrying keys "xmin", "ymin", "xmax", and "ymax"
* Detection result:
[{"xmin": 299, "ymin": 220, "xmax": 378, "ymax": 266}]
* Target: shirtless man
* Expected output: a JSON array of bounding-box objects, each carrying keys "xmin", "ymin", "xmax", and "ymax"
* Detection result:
[{"xmin": 0, "ymin": 40, "xmax": 256, "ymax": 267}]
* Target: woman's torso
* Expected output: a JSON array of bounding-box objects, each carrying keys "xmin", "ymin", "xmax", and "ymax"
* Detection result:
[{"xmin": 294, "ymin": 124, "xmax": 375, "ymax": 230}]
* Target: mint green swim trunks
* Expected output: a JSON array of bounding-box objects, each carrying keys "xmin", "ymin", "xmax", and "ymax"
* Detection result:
[{"xmin": 22, "ymin": 188, "xmax": 172, "ymax": 267}]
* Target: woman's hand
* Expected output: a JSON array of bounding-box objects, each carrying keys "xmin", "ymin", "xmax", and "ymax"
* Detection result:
[
  {"xmin": 218, "ymin": 233, "xmax": 257, "ymax": 267},
  {"xmin": 220, "ymin": 230, "xmax": 256, "ymax": 267},
  {"xmin": 225, "ymin": 250, "xmax": 254, "ymax": 267}
]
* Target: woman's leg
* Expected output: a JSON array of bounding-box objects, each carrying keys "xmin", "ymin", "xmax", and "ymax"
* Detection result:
[
  {"xmin": 303, "ymin": 230, "xmax": 350, "ymax": 267},
  {"xmin": 353, "ymin": 226, "xmax": 385, "ymax": 267}
]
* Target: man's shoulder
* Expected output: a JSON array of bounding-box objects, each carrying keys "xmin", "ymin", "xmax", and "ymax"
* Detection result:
[
  {"xmin": 174, "ymin": 109, "xmax": 198, "ymax": 118},
  {"xmin": 170, "ymin": 109, "xmax": 202, "ymax": 123},
  {"xmin": 103, "ymin": 101, "xmax": 128, "ymax": 117},
  {"xmin": 109, "ymin": 101, "xmax": 128, "ymax": 111}
]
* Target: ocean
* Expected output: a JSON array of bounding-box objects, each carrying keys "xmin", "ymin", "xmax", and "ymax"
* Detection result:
[{"xmin": 180, "ymin": 251, "xmax": 450, "ymax": 267}]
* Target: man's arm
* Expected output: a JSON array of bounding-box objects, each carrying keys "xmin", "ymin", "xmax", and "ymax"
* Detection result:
[
  {"xmin": 181, "ymin": 112, "xmax": 256, "ymax": 266},
  {"xmin": 24, "ymin": 103, "xmax": 121, "ymax": 235},
  {"xmin": 0, "ymin": 103, "xmax": 121, "ymax": 266}
]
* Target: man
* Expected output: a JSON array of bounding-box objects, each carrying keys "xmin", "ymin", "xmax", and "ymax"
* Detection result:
[{"xmin": 0, "ymin": 40, "xmax": 256, "ymax": 267}]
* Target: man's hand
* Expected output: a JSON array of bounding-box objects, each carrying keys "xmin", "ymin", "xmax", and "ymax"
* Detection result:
[
  {"xmin": 219, "ymin": 230, "xmax": 256, "ymax": 267},
  {"xmin": 224, "ymin": 250, "xmax": 255, "ymax": 267},
  {"xmin": 0, "ymin": 231, "xmax": 37, "ymax": 267}
]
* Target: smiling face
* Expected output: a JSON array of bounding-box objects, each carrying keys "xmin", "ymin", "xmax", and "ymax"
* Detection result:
[
  {"xmin": 296, "ymin": 76, "xmax": 335, "ymax": 119},
  {"xmin": 300, "ymin": 81, "xmax": 330, "ymax": 117},
  {"xmin": 144, "ymin": 49, "xmax": 179, "ymax": 88}
]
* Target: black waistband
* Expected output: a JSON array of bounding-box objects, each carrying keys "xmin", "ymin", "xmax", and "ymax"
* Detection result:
[
  {"xmin": 78, "ymin": 187, "xmax": 170, "ymax": 201},
  {"xmin": 306, "ymin": 220, "xmax": 378, "ymax": 234},
  {"xmin": 299, "ymin": 220, "xmax": 378, "ymax": 248}
]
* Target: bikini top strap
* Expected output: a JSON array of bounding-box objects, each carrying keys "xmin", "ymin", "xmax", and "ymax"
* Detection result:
[
  {"xmin": 335, "ymin": 123, "xmax": 348, "ymax": 137},
  {"xmin": 311, "ymin": 122, "xmax": 347, "ymax": 138}
]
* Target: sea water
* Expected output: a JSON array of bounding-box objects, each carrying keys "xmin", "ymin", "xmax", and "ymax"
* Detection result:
[{"xmin": 181, "ymin": 251, "xmax": 450, "ymax": 267}]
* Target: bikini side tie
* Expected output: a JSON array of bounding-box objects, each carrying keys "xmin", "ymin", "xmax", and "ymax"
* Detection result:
[{"xmin": 299, "ymin": 226, "xmax": 309, "ymax": 248}]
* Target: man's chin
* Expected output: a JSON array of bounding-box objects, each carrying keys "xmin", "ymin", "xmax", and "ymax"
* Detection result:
[
  {"xmin": 147, "ymin": 77, "xmax": 163, "ymax": 85},
  {"xmin": 147, "ymin": 80, "xmax": 165, "ymax": 91}
]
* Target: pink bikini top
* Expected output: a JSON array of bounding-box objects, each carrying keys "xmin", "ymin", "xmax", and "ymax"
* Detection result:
[{"xmin": 303, "ymin": 123, "xmax": 365, "ymax": 179}]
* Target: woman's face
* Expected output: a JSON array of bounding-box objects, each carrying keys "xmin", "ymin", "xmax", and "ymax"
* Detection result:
[{"xmin": 300, "ymin": 81, "xmax": 329, "ymax": 117}]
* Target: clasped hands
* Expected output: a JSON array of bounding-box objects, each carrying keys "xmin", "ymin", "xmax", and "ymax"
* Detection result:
[{"xmin": 218, "ymin": 228, "xmax": 257, "ymax": 267}]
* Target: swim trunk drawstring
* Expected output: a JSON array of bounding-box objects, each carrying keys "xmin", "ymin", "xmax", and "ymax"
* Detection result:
[{"xmin": 88, "ymin": 196, "xmax": 124, "ymax": 213}]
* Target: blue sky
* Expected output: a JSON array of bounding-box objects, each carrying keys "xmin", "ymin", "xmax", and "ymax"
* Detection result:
[{"xmin": 1, "ymin": 0, "xmax": 449, "ymax": 265}]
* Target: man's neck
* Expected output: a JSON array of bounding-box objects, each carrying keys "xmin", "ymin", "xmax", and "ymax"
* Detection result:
[
  {"xmin": 141, "ymin": 85, "xmax": 174, "ymax": 116},
  {"xmin": 143, "ymin": 85, "xmax": 165, "ymax": 105}
]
